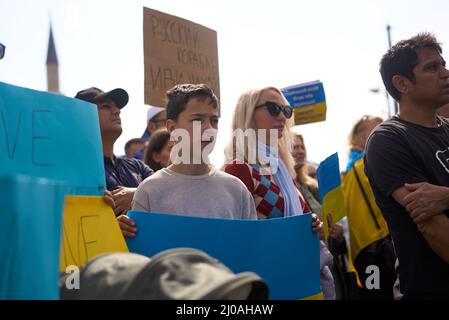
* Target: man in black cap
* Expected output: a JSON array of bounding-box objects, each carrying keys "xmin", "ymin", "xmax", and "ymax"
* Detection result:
[{"xmin": 75, "ymin": 87, "xmax": 153, "ymax": 216}]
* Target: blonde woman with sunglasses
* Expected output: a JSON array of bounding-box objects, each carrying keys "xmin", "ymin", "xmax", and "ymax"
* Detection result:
[
  {"xmin": 223, "ymin": 87, "xmax": 335, "ymax": 299},
  {"xmin": 223, "ymin": 87, "xmax": 312, "ymax": 219}
]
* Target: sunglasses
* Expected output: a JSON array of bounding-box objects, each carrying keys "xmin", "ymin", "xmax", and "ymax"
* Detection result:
[
  {"xmin": 255, "ymin": 101, "xmax": 293, "ymax": 119},
  {"xmin": 0, "ymin": 43, "xmax": 5, "ymax": 60}
]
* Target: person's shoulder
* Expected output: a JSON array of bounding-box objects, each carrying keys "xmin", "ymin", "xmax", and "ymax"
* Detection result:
[
  {"xmin": 121, "ymin": 157, "xmax": 145, "ymax": 168},
  {"xmin": 367, "ymin": 117, "xmax": 406, "ymax": 146},
  {"xmin": 123, "ymin": 157, "xmax": 153, "ymax": 173},
  {"xmin": 373, "ymin": 117, "xmax": 407, "ymax": 135},
  {"xmin": 137, "ymin": 168, "xmax": 167, "ymax": 188},
  {"xmin": 214, "ymin": 167, "xmax": 241, "ymax": 181},
  {"xmin": 221, "ymin": 161, "xmax": 256, "ymax": 193},
  {"xmin": 222, "ymin": 159, "xmax": 252, "ymax": 174},
  {"xmin": 214, "ymin": 169, "xmax": 251, "ymax": 190},
  {"xmin": 223, "ymin": 159, "xmax": 251, "ymax": 169}
]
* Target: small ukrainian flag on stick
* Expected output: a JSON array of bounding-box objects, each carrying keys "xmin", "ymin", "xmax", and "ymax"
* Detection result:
[{"xmin": 316, "ymin": 153, "xmax": 346, "ymax": 239}]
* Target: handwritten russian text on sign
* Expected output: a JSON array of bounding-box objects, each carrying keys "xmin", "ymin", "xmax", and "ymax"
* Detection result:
[{"xmin": 143, "ymin": 7, "xmax": 220, "ymax": 107}]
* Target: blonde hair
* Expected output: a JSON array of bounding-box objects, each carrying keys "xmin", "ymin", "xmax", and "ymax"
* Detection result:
[
  {"xmin": 348, "ymin": 115, "xmax": 383, "ymax": 150},
  {"xmin": 224, "ymin": 87, "xmax": 297, "ymax": 177},
  {"xmin": 293, "ymin": 133, "xmax": 318, "ymax": 189}
]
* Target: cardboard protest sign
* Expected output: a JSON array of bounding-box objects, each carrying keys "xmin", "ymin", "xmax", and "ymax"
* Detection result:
[
  {"xmin": 0, "ymin": 82, "xmax": 107, "ymax": 299},
  {"xmin": 126, "ymin": 212, "xmax": 321, "ymax": 300},
  {"xmin": 0, "ymin": 82, "xmax": 105, "ymax": 195},
  {"xmin": 60, "ymin": 196, "xmax": 128, "ymax": 272},
  {"xmin": 282, "ymin": 81, "xmax": 327, "ymax": 125},
  {"xmin": 143, "ymin": 7, "xmax": 220, "ymax": 107},
  {"xmin": 0, "ymin": 175, "xmax": 66, "ymax": 300}
]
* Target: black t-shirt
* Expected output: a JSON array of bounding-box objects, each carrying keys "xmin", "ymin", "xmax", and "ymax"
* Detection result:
[
  {"xmin": 104, "ymin": 156, "xmax": 153, "ymax": 191},
  {"xmin": 364, "ymin": 115, "xmax": 449, "ymax": 299}
]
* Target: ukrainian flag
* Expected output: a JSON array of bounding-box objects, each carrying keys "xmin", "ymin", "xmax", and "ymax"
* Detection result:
[
  {"xmin": 316, "ymin": 153, "xmax": 346, "ymax": 239},
  {"xmin": 126, "ymin": 212, "xmax": 323, "ymax": 300},
  {"xmin": 342, "ymin": 158, "xmax": 389, "ymax": 264}
]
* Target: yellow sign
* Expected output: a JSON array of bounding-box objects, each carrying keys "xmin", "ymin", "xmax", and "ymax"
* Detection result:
[
  {"xmin": 293, "ymin": 102, "xmax": 327, "ymax": 125},
  {"xmin": 143, "ymin": 7, "xmax": 220, "ymax": 107},
  {"xmin": 60, "ymin": 196, "xmax": 128, "ymax": 271},
  {"xmin": 321, "ymin": 186, "xmax": 346, "ymax": 239}
]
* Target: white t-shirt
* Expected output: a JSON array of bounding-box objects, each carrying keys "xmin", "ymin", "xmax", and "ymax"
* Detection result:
[{"xmin": 132, "ymin": 167, "xmax": 257, "ymax": 220}]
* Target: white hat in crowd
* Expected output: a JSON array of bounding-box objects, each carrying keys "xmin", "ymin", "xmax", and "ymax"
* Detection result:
[{"xmin": 147, "ymin": 106, "xmax": 165, "ymax": 122}]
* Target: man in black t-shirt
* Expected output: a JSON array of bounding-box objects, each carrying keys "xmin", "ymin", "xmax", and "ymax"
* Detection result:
[{"xmin": 365, "ymin": 33, "xmax": 449, "ymax": 299}]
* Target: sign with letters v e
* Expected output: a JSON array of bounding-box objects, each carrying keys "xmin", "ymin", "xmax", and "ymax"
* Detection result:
[{"xmin": 0, "ymin": 82, "xmax": 105, "ymax": 195}]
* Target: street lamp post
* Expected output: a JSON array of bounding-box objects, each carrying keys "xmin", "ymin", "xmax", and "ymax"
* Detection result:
[{"xmin": 386, "ymin": 25, "xmax": 392, "ymax": 49}]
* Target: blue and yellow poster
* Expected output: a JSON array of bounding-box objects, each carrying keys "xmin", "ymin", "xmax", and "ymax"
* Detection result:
[
  {"xmin": 282, "ymin": 81, "xmax": 327, "ymax": 125},
  {"xmin": 0, "ymin": 82, "xmax": 106, "ymax": 299},
  {"xmin": 126, "ymin": 211, "xmax": 321, "ymax": 300}
]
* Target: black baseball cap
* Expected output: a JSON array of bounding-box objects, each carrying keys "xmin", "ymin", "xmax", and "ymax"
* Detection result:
[{"xmin": 74, "ymin": 87, "xmax": 129, "ymax": 109}]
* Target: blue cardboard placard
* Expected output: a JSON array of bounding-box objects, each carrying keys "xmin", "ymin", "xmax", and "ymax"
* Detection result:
[
  {"xmin": 0, "ymin": 175, "xmax": 66, "ymax": 299},
  {"xmin": 0, "ymin": 82, "xmax": 105, "ymax": 195},
  {"xmin": 126, "ymin": 212, "xmax": 321, "ymax": 299}
]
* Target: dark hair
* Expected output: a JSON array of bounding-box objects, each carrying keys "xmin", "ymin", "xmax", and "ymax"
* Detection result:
[
  {"xmin": 166, "ymin": 84, "xmax": 218, "ymax": 120},
  {"xmin": 124, "ymin": 138, "xmax": 144, "ymax": 157},
  {"xmin": 144, "ymin": 129, "xmax": 171, "ymax": 172},
  {"xmin": 380, "ymin": 33, "xmax": 442, "ymax": 101}
]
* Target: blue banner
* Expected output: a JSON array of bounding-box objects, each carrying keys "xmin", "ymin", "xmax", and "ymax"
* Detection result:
[
  {"xmin": 281, "ymin": 81, "xmax": 326, "ymax": 108},
  {"xmin": 0, "ymin": 82, "xmax": 105, "ymax": 195},
  {"xmin": 126, "ymin": 211, "xmax": 321, "ymax": 299},
  {"xmin": 0, "ymin": 175, "xmax": 66, "ymax": 299}
]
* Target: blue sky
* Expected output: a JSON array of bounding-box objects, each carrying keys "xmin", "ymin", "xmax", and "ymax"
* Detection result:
[{"xmin": 1, "ymin": 0, "xmax": 449, "ymax": 169}]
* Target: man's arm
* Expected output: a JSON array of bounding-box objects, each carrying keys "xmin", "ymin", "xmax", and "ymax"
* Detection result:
[
  {"xmin": 403, "ymin": 182, "xmax": 449, "ymax": 223},
  {"xmin": 416, "ymin": 214, "xmax": 449, "ymax": 263},
  {"xmin": 139, "ymin": 160, "xmax": 154, "ymax": 180},
  {"xmin": 392, "ymin": 185, "xmax": 449, "ymax": 263}
]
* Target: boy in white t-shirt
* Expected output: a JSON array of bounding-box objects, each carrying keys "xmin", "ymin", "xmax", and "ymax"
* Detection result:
[{"xmin": 118, "ymin": 84, "xmax": 257, "ymax": 238}]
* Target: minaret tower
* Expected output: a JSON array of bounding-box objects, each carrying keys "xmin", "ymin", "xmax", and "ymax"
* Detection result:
[{"xmin": 46, "ymin": 25, "xmax": 60, "ymax": 93}]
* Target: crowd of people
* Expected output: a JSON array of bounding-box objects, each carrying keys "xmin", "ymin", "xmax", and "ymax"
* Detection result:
[{"xmin": 70, "ymin": 32, "xmax": 449, "ymax": 299}]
